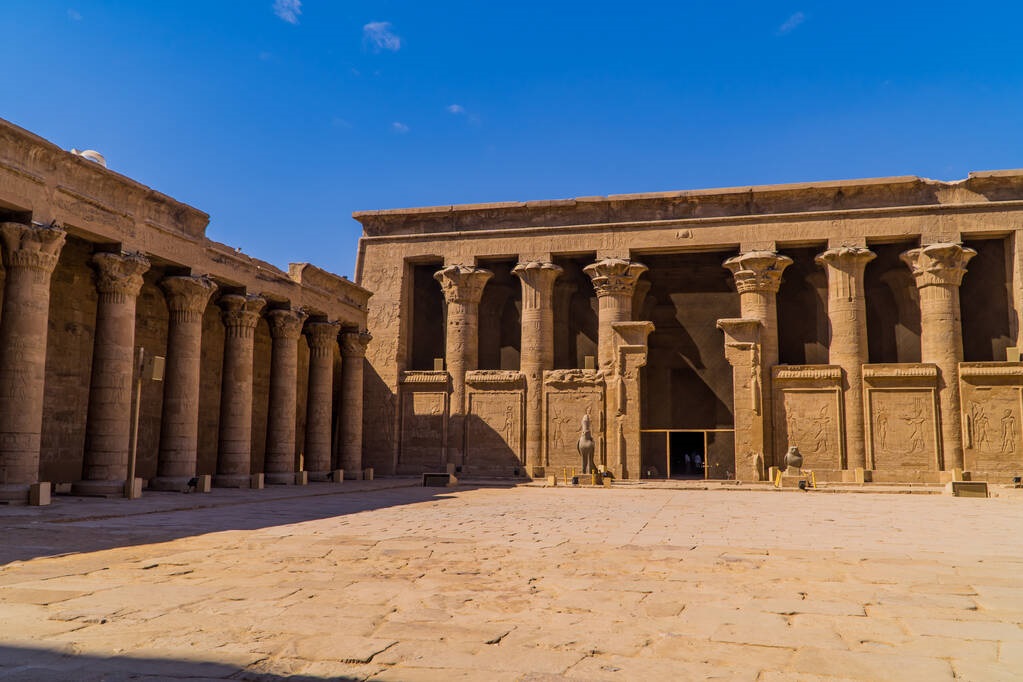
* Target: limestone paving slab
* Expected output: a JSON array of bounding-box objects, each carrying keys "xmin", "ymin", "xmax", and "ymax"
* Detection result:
[{"xmin": 1, "ymin": 484, "xmax": 1023, "ymax": 680}]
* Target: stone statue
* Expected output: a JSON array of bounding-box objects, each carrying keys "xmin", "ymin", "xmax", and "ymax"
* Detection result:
[
  {"xmin": 577, "ymin": 413, "xmax": 595, "ymax": 474},
  {"xmin": 783, "ymin": 445, "xmax": 803, "ymax": 473}
]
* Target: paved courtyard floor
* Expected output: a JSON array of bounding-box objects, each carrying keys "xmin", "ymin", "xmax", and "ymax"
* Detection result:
[{"xmin": 2, "ymin": 482, "xmax": 1023, "ymax": 681}]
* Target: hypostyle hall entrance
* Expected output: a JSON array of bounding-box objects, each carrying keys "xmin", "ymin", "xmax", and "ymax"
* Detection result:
[{"xmin": 638, "ymin": 251, "xmax": 738, "ymax": 479}]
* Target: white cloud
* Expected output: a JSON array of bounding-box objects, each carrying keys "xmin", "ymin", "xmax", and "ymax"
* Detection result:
[
  {"xmin": 274, "ymin": 0, "xmax": 301, "ymax": 25},
  {"xmin": 446, "ymin": 104, "xmax": 465, "ymax": 115},
  {"xmin": 67, "ymin": 8, "xmax": 82, "ymax": 21},
  {"xmin": 364, "ymin": 22, "xmax": 402, "ymax": 52},
  {"xmin": 777, "ymin": 11, "xmax": 805, "ymax": 35},
  {"xmin": 392, "ymin": 122, "xmax": 410, "ymax": 134}
]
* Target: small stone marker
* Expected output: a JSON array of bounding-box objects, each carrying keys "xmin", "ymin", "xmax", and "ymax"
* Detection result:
[
  {"xmin": 546, "ymin": 475, "xmax": 557, "ymax": 487},
  {"xmin": 363, "ymin": 468, "xmax": 374, "ymax": 481},
  {"xmin": 950, "ymin": 481, "xmax": 988, "ymax": 498},
  {"xmin": 124, "ymin": 477, "xmax": 143, "ymax": 499},
  {"xmin": 250, "ymin": 473, "xmax": 264, "ymax": 489},
  {"xmin": 295, "ymin": 471, "xmax": 309, "ymax": 486},
  {"xmin": 29, "ymin": 482, "xmax": 50, "ymax": 506},
  {"xmin": 195, "ymin": 475, "xmax": 212, "ymax": 493},
  {"xmin": 331, "ymin": 469, "xmax": 344, "ymax": 483}
]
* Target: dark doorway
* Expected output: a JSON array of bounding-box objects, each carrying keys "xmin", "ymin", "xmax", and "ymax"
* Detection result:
[{"xmin": 669, "ymin": 432, "xmax": 705, "ymax": 479}]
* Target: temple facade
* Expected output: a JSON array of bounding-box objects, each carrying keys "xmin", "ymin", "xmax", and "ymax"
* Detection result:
[
  {"xmin": 355, "ymin": 172, "xmax": 1023, "ymax": 484},
  {"xmin": 0, "ymin": 118, "xmax": 370, "ymax": 504}
]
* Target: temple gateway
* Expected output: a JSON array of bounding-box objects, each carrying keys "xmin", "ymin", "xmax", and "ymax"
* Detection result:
[{"xmin": 354, "ymin": 172, "xmax": 1023, "ymax": 484}]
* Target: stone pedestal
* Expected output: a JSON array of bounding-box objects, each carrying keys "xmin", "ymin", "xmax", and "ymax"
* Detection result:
[
  {"xmin": 512, "ymin": 260, "xmax": 562, "ymax": 475},
  {"xmin": 723, "ymin": 252, "xmax": 791, "ymax": 469},
  {"xmin": 75, "ymin": 252, "xmax": 150, "ymax": 497},
  {"xmin": 583, "ymin": 258, "xmax": 648, "ymax": 372},
  {"xmin": 434, "ymin": 265, "xmax": 493, "ymax": 466},
  {"xmin": 901, "ymin": 243, "xmax": 976, "ymax": 470},
  {"xmin": 0, "ymin": 222, "xmax": 66, "ymax": 504},
  {"xmin": 340, "ymin": 329, "xmax": 372, "ymax": 477},
  {"xmin": 264, "ymin": 307, "xmax": 307, "ymax": 484},
  {"xmin": 816, "ymin": 246, "xmax": 876, "ymax": 471},
  {"xmin": 213, "ymin": 294, "xmax": 265, "ymax": 488},
  {"xmin": 151, "ymin": 275, "xmax": 217, "ymax": 491},
  {"xmin": 304, "ymin": 321, "xmax": 340, "ymax": 481}
]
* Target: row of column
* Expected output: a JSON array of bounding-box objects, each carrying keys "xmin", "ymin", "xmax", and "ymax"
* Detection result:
[
  {"xmin": 0, "ymin": 221, "xmax": 370, "ymax": 504},
  {"xmin": 723, "ymin": 242, "xmax": 975, "ymax": 472},
  {"xmin": 431, "ymin": 240, "xmax": 977, "ymax": 476},
  {"xmin": 433, "ymin": 258, "xmax": 648, "ymax": 473}
]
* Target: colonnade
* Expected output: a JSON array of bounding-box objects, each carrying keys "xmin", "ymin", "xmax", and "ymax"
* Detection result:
[
  {"xmin": 0, "ymin": 221, "xmax": 370, "ymax": 504},
  {"xmin": 433, "ymin": 240, "xmax": 977, "ymax": 477}
]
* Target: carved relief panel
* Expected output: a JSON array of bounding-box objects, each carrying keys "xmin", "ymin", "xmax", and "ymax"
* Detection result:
[
  {"xmin": 398, "ymin": 371, "xmax": 449, "ymax": 473},
  {"xmin": 465, "ymin": 370, "xmax": 525, "ymax": 472},
  {"xmin": 772, "ymin": 366, "xmax": 845, "ymax": 470},
  {"xmin": 543, "ymin": 370, "xmax": 606, "ymax": 474},
  {"xmin": 960, "ymin": 363, "xmax": 1023, "ymax": 475},
  {"xmin": 863, "ymin": 364, "xmax": 941, "ymax": 471}
]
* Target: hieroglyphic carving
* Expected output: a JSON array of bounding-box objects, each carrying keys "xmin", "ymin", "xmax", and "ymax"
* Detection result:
[
  {"xmin": 466, "ymin": 391, "xmax": 523, "ymax": 469},
  {"xmin": 544, "ymin": 390, "xmax": 603, "ymax": 472},
  {"xmin": 774, "ymin": 390, "xmax": 843, "ymax": 470},
  {"xmin": 961, "ymin": 362, "xmax": 1023, "ymax": 473},
  {"xmin": 866, "ymin": 389, "xmax": 940, "ymax": 470},
  {"xmin": 399, "ymin": 390, "xmax": 447, "ymax": 472}
]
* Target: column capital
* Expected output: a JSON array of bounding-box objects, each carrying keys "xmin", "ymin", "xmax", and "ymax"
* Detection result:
[
  {"xmin": 92, "ymin": 251, "xmax": 150, "ymax": 298},
  {"xmin": 723, "ymin": 251, "xmax": 792, "ymax": 294},
  {"xmin": 900, "ymin": 242, "xmax": 977, "ymax": 288},
  {"xmin": 161, "ymin": 275, "xmax": 217, "ymax": 318},
  {"xmin": 583, "ymin": 258, "xmax": 648, "ymax": 297},
  {"xmin": 266, "ymin": 307, "xmax": 308, "ymax": 340},
  {"xmin": 512, "ymin": 260, "xmax": 563, "ymax": 288},
  {"xmin": 815, "ymin": 245, "xmax": 877, "ymax": 271},
  {"xmin": 340, "ymin": 329, "xmax": 373, "ymax": 358},
  {"xmin": 304, "ymin": 320, "xmax": 341, "ymax": 350},
  {"xmin": 218, "ymin": 294, "xmax": 266, "ymax": 331},
  {"xmin": 0, "ymin": 222, "xmax": 66, "ymax": 273},
  {"xmin": 434, "ymin": 265, "xmax": 493, "ymax": 304}
]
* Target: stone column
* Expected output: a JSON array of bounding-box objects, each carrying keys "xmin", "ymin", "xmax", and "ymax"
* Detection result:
[
  {"xmin": 151, "ymin": 275, "xmax": 217, "ymax": 491},
  {"xmin": 304, "ymin": 321, "xmax": 340, "ymax": 481},
  {"xmin": 340, "ymin": 329, "xmax": 372, "ymax": 477},
  {"xmin": 214, "ymin": 294, "xmax": 265, "ymax": 488},
  {"xmin": 264, "ymin": 307, "xmax": 308, "ymax": 484},
  {"xmin": 901, "ymin": 243, "xmax": 976, "ymax": 470},
  {"xmin": 583, "ymin": 258, "xmax": 648, "ymax": 371},
  {"xmin": 512, "ymin": 261, "xmax": 562, "ymax": 475},
  {"xmin": 75, "ymin": 252, "xmax": 150, "ymax": 496},
  {"xmin": 0, "ymin": 222, "xmax": 65, "ymax": 504},
  {"xmin": 434, "ymin": 265, "xmax": 493, "ymax": 466},
  {"xmin": 816, "ymin": 247, "xmax": 875, "ymax": 471},
  {"xmin": 717, "ymin": 318, "xmax": 765, "ymax": 480},
  {"xmin": 723, "ymin": 251, "xmax": 791, "ymax": 469}
]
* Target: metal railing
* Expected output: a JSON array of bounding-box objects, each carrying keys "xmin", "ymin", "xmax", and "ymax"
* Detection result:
[{"xmin": 638, "ymin": 428, "xmax": 735, "ymax": 479}]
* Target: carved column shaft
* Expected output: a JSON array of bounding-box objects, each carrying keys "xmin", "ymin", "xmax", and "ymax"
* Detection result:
[
  {"xmin": 264, "ymin": 307, "xmax": 307, "ymax": 483},
  {"xmin": 817, "ymin": 247, "xmax": 875, "ymax": 470},
  {"xmin": 340, "ymin": 330, "xmax": 372, "ymax": 476},
  {"xmin": 584, "ymin": 258, "xmax": 648, "ymax": 371},
  {"xmin": 0, "ymin": 223, "xmax": 65, "ymax": 502},
  {"xmin": 902, "ymin": 243, "xmax": 976, "ymax": 470},
  {"xmin": 723, "ymin": 252, "xmax": 790, "ymax": 470},
  {"xmin": 717, "ymin": 318, "xmax": 765, "ymax": 480},
  {"xmin": 304, "ymin": 321, "xmax": 340, "ymax": 480},
  {"xmin": 152, "ymin": 275, "xmax": 217, "ymax": 489},
  {"xmin": 435, "ymin": 265, "xmax": 493, "ymax": 466},
  {"xmin": 513, "ymin": 261, "xmax": 562, "ymax": 474},
  {"xmin": 214, "ymin": 294, "xmax": 265, "ymax": 487},
  {"xmin": 77, "ymin": 252, "xmax": 150, "ymax": 495}
]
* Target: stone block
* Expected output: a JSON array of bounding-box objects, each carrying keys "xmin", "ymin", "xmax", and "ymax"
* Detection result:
[
  {"xmin": 364, "ymin": 468, "xmax": 374, "ymax": 481},
  {"xmin": 446, "ymin": 463, "xmax": 456, "ymax": 475},
  {"xmin": 250, "ymin": 473, "xmax": 264, "ymax": 489},
  {"xmin": 295, "ymin": 471, "xmax": 309, "ymax": 486},
  {"xmin": 546, "ymin": 475, "xmax": 557, "ymax": 486},
  {"xmin": 123, "ymin": 477, "xmax": 143, "ymax": 499},
  {"xmin": 29, "ymin": 482, "xmax": 50, "ymax": 506},
  {"xmin": 331, "ymin": 469, "xmax": 344, "ymax": 483},
  {"xmin": 195, "ymin": 474, "xmax": 212, "ymax": 493},
  {"xmin": 948, "ymin": 480, "xmax": 988, "ymax": 498},
  {"xmin": 423, "ymin": 473, "xmax": 456, "ymax": 487}
]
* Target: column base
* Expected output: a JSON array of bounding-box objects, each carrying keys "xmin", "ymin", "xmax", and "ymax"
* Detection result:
[
  {"xmin": 148, "ymin": 476, "xmax": 194, "ymax": 492},
  {"xmin": 213, "ymin": 473, "xmax": 252, "ymax": 489},
  {"xmin": 307, "ymin": 471, "xmax": 332, "ymax": 482},
  {"xmin": 0, "ymin": 483, "xmax": 30, "ymax": 505},
  {"xmin": 71, "ymin": 479, "xmax": 126, "ymax": 498},
  {"xmin": 265, "ymin": 472, "xmax": 295, "ymax": 485}
]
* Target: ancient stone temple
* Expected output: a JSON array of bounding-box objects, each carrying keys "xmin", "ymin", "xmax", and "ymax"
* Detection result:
[
  {"xmin": 0, "ymin": 118, "xmax": 370, "ymax": 504},
  {"xmin": 354, "ymin": 172, "xmax": 1023, "ymax": 483}
]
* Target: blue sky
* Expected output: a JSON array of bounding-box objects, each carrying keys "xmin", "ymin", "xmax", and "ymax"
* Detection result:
[{"xmin": 2, "ymin": 2, "xmax": 1022, "ymax": 279}]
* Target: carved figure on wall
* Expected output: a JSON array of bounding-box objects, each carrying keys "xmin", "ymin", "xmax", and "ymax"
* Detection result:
[
  {"xmin": 577, "ymin": 413, "xmax": 595, "ymax": 474},
  {"xmin": 811, "ymin": 405, "xmax": 830, "ymax": 453},
  {"xmin": 875, "ymin": 405, "xmax": 889, "ymax": 451},
  {"xmin": 551, "ymin": 406, "xmax": 565, "ymax": 449},
  {"xmin": 968, "ymin": 401, "xmax": 991, "ymax": 451},
  {"xmin": 902, "ymin": 406, "xmax": 926, "ymax": 453},
  {"xmin": 502, "ymin": 404, "xmax": 515, "ymax": 443},
  {"xmin": 1001, "ymin": 409, "xmax": 1017, "ymax": 454},
  {"xmin": 786, "ymin": 409, "xmax": 800, "ymax": 445}
]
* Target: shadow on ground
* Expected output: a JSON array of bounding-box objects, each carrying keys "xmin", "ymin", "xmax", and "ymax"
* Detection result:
[{"xmin": 0, "ymin": 479, "xmax": 517, "ymax": 565}]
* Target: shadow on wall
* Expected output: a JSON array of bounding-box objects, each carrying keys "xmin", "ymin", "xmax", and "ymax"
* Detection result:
[
  {"xmin": 0, "ymin": 482, "xmax": 513, "ymax": 564},
  {"xmin": 0, "ymin": 644, "xmax": 360, "ymax": 681}
]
